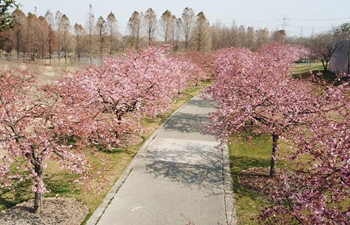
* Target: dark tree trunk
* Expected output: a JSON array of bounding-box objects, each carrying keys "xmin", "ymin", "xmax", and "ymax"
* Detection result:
[
  {"xmin": 269, "ymin": 133, "xmax": 279, "ymax": 178},
  {"xmin": 33, "ymin": 163, "xmax": 43, "ymax": 214}
]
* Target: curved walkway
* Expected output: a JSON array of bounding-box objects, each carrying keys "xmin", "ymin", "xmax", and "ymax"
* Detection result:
[{"xmin": 87, "ymin": 96, "xmax": 237, "ymax": 225}]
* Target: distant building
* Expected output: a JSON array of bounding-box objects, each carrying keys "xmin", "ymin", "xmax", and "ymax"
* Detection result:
[{"xmin": 329, "ymin": 40, "xmax": 350, "ymax": 74}]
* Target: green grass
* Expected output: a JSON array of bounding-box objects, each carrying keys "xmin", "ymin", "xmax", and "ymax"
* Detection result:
[
  {"xmin": 228, "ymin": 134, "xmax": 290, "ymax": 224},
  {"xmin": 292, "ymin": 61, "xmax": 338, "ymax": 84},
  {"xmin": 0, "ymin": 80, "xmax": 211, "ymax": 224}
]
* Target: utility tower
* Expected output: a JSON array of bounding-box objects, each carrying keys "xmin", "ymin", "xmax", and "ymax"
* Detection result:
[{"xmin": 281, "ymin": 15, "xmax": 291, "ymax": 32}]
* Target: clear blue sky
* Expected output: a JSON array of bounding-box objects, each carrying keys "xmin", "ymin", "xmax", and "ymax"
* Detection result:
[{"xmin": 17, "ymin": 0, "xmax": 350, "ymax": 37}]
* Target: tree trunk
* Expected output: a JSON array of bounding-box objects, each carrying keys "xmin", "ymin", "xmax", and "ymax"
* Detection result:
[
  {"xmin": 33, "ymin": 163, "xmax": 43, "ymax": 214},
  {"xmin": 269, "ymin": 133, "xmax": 279, "ymax": 178}
]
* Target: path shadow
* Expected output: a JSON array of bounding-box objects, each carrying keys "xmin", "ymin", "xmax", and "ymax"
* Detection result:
[
  {"xmin": 164, "ymin": 113, "xmax": 211, "ymax": 134},
  {"xmin": 143, "ymin": 143, "xmax": 224, "ymax": 197},
  {"xmin": 143, "ymin": 97, "xmax": 224, "ymax": 197},
  {"xmin": 187, "ymin": 98, "xmax": 217, "ymax": 109}
]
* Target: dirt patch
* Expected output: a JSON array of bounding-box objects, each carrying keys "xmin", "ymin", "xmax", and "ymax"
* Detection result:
[
  {"xmin": 238, "ymin": 167, "xmax": 295, "ymax": 196},
  {"xmin": 118, "ymin": 133, "xmax": 143, "ymax": 148},
  {"xmin": 0, "ymin": 197, "xmax": 88, "ymax": 225}
]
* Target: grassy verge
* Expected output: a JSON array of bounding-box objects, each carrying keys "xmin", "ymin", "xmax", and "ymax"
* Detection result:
[
  {"xmin": 292, "ymin": 61, "xmax": 337, "ymax": 83},
  {"xmin": 229, "ymin": 135, "xmax": 271, "ymax": 224},
  {"xmin": 228, "ymin": 133, "xmax": 291, "ymax": 224},
  {"xmin": 0, "ymin": 81, "xmax": 211, "ymax": 223}
]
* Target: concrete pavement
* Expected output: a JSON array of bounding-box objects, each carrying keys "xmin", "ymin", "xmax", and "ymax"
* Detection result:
[{"xmin": 87, "ymin": 96, "xmax": 236, "ymax": 225}]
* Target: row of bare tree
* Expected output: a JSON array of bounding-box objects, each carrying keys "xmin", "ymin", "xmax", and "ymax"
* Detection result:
[{"xmin": 0, "ymin": 5, "xmax": 347, "ymax": 63}]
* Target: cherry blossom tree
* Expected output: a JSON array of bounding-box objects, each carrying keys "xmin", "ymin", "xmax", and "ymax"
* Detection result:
[
  {"xmin": 207, "ymin": 43, "xmax": 349, "ymax": 223},
  {"xmin": 66, "ymin": 45, "xmax": 205, "ymax": 130},
  {"xmin": 0, "ymin": 45, "xmax": 205, "ymax": 215},
  {"xmin": 205, "ymin": 43, "xmax": 313, "ymax": 177},
  {"xmin": 172, "ymin": 50, "xmax": 214, "ymax": 83},
  {"xmin": 258, "ymin": 81, "xmax": 350, "ymax": 224},
  {"xmin": 0, "ymin": 69, "xmax": 93, "ymax": 214}
]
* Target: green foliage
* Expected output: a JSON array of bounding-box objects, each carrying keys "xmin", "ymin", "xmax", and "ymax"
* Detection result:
[{"xmin": 0, "ymin": 0, "xmax": 18, "ymax": 31}]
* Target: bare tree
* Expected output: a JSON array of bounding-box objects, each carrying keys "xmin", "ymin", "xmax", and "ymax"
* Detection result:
[
  {"xmin": 143, "ymin": 8, "xmax": 157, "ymax": 46},
  {"xmin": 228, "ymin": 21, "xmax": 238, "ymax": 47},
  {"xmin": 59, "ymin": 14, "xmax": 72, "ymax": 63},
  {"xmin": 235, "ymin": 25, "xmax": 246, "ymax": 47},
  {"xmin": 245, "ymin": 26, "xmax": 254, "ymax": 49},
  {"xmin": 12, "ymin": 9, "xmax": 26, "ymax": 58},
  {"xmin": 37, "ymin": 16, "xmax": 50, "ymax": 59},
  {"xmin": 106, "ymin": 11, "xmax": 119, "ymax": 56},
  {"xmin": 211, "ymin": 21, "xmax": 234, "ymax": 50},
  {"xmin": 96, "ymin": 16, "xmax": 106, "ymax": 59},
  {"xmin": 193, "ymin": 11, "xmax": 211, "ymax": 52},
  {"xmin": 26, "ymin": 13, "xmax": 40, "ymax": 60},
  {"xmin": 173, "ymin": 18, "xmax": 182, "ymax": 51},
  {"xmin": 74, "ymin": 23, "xmax": 85, "ymax": 61},
  {"xmin": 44, "ymin": 10, "xmax": 57, "ymax": 64},
  {"xmin": 181, "ymin": 7, "xmax": 195, "ymax": 51},
  {"xmin": 254, "ymin": 28, "xmax": 270, "ymax": 50},
  {"xmin": 307, "ymin": 32, "xmax": 336, "ymax": 71},
  {"xmin": 211, "ymin": 21, "xmax": 223, "ymax": 51},
  {"xmin": 85, "ymin": 4, "xmax": 95, "ymax": 62},
  {"xmin": 127, "ymin": 11, "xmax": 142, "ymax": 50},
  {"xmin": 159, "ymin": 10, "xmax": 175, "ymax": 43},
  {"xmin": 55, "ymin": 10, "xmax": 63, "ymax": 60},
  {"xmin": 271, "ymin": 29, "xmax": 286, "ymax": 43}
]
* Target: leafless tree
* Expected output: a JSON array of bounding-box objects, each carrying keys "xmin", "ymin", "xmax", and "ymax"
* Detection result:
[
  {"xmin": 143, "ymin": 8, "xmax": 157, "ymax": 46},
  {"xmin": 172, "ymin": 18, "xmax": 182, "ymax": 52},
  {"xmin": 307, "ymin": 32, "xmax": 337, "ymax": 71},
  {"xmin": 12, "ymin": 9, "xmax": 26, "ymax": 58},
  {"xmin": 227, "ymin": 21, "xmax": 238, "ymax": 47},
  {"xmin": 181, "ymin": 7, "xmax": 195, "ymax": 51},
  {"xmin": 59, "ymin": 14, "xmax": 72, "ymax": 62},
  {"xmin": 26, "ymin": 13, "xmax": 41, "ymax": 60},
  {"xmin": 85, "ymin": 4, "xmax": 95, "ymax": 62},
  {"xmin": 271, "ymin": 29, "xmax": 286, "ymax": 43},
  {"xmin": 254, "ymin": 28, "xmax": 270, "ymax": 50},
  {"xmin": 74, "ymin": 23, "xmax": 85, "ymax": 61},
  {"xmin": 159, "ymin": 10, "xmax": 175, "ymax": 43},
  {"xmin": 44, "ymin": 10, "xmax": 57, "ymax": 64},
  {"xmin": 127, "ymin": 11, "xmax": 143, "ymax": 50},
  {"xmin": 235, "ymin": 25, "xmax": 246, "ymax": 47},
  {"xmin": 55, "ymin": 10, "xmax": 63, "ymax": 60},
  {"xmin": 245, "ymin": 26, "xmax": 254, "ymax": 49},
  {"xmin": 37, "ymin": 16, "xmax": 50, "ymax": 58},
  {"xmin": 106, "ymin": 12, "xmax": 119, "ymax": 56},
  {"xmin": 193, "ymin": 11, "xmax": 211, "ymax": 52},
  {"xmin": 96, "ymin": 16, "xmax": 106, "ymax": 60}
]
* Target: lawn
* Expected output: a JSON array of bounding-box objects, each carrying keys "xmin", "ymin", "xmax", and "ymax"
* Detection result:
[
  {"xmin": 292, "ymin": 61, "xmax": 337, "ymax": 83},
  {"xmin": 228, "ymin": 133, "xmax": 291, "ymax": 224}
]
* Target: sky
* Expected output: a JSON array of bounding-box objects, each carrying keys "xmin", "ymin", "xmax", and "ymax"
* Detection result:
[{"xmin": 17, "ymin": 0, "xmax": 350, "ymax": 37}]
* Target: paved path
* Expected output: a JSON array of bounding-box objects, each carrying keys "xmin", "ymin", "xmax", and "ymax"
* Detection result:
[{"xmin": 87, "ymin": 96, "xmax": 236, "ymax": 225}]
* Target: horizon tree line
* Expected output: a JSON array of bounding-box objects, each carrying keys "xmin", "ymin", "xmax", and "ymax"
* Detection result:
[{"xmin": 0, "ymin": 4, "xmax": 348, "ymax": 63}]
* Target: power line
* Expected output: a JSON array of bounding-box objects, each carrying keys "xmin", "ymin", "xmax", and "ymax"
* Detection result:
[
  {"xmin": 292, "ymin": 17, "xmax": 350, "ymax": 22},
  {"xmin": 237, "ymin": 19, "xmax": 280, "ymax": 24}
]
